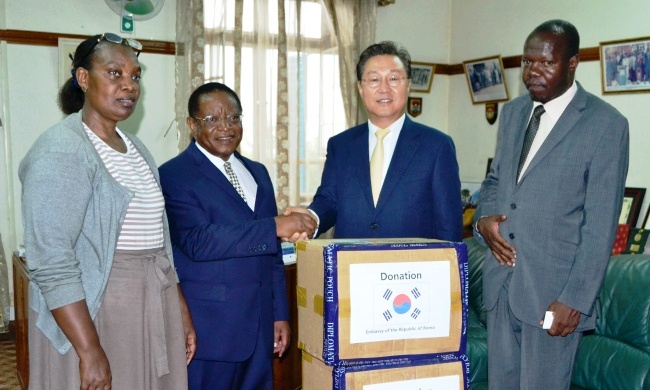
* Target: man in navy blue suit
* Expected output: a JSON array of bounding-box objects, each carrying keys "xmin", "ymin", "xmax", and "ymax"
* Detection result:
[
  {"xmin": 288, "ymin": 41, "xmax": 462, "ymax": 241},
  {"xmin": 159, "ymin": 82, "xmax": 317, "ymax": 389}
]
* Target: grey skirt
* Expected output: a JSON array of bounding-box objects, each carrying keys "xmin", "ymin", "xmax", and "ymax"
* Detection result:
[{"xmin": 29, "ymin": 248, "xmax": 188, "ymax": 390}]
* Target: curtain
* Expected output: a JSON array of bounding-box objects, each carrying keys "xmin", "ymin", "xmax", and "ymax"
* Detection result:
[
  {"xmin": 324, "ymin": 0, "xmax": 376, "ymax": 127},
  {"xmin": 276, "ymin": 0, "xmax": 290, "ymax": 207},
  {"xmin": 175, "ymin": 0, "xmax": 205, "ymax": 151},
  {"xmin": 176, "ymin": 0, "xmax": 376, "ymax": 208}
]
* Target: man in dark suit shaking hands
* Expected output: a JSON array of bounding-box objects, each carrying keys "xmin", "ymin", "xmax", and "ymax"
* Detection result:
[
  {"xmin": 475, "ymin": 20, "xmax": 629, "ymax": 389},
  {"xmin": 287, "ymin": 41, "xmax": 463, "ymax": 241},
  {"xmin": 159, "ymin": 82, "xmax": 317, "ymax": 389}
]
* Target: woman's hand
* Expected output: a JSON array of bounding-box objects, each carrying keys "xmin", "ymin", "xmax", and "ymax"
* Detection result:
[
  {"xmin": 78, "ymin": 347, "xmax": 112, "ymax": 389},
  {"xmin": 51, "ymin": 300, "xmax": 111, "ymax": 389}
]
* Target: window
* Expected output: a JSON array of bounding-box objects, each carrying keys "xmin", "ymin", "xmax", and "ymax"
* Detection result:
[{"xmin": 203, "ymin": 0, "xmax": 346, "ymax": 204}]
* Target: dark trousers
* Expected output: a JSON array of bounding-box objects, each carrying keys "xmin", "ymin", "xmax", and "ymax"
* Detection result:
[{"xmin": 188, "ymin": 323, "xmax": 272, "ymax": 390}]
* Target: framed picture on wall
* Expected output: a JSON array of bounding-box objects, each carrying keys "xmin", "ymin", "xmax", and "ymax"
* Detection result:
[
  {"xmin": 620, "ymin": 187, "xmax": 646, "ymax": 226},
  {"xmin": 600, "ymin": 36, "xmax": 650, "ymax": 94},
  {"xmin": 410, "ymin": 62, "xmax": 436, "ymax": 93},
  {"xmin": 485, "ymin": 158, "xmax": 493, "ymax": 178},
  {"xmin": 58, "ymin": 38, "xmax": 84, "ymax": 88},
  {"xmin": 643, "ymin": 206, "xmax": 650, "ymax": 229},
  {"xmin": 407, "ymin": 96, "xmax": 423, "ymax": 117},
  {"xmin": 463, "ymin": 55, "xmax": 509, "ymax": 104}
]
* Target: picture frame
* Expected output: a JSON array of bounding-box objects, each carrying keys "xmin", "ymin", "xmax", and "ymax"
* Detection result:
[
  {"xmin": 58, "ymin": 38, "xmax": 84, "ymax": 88},
  {"xmin": 463, "ymin": 55, "xmax": 509, "ymax": 104},
  {"xmin": 600, "ymin": 36, "xmax": 650, "ymax": 94},
  {"xmin": 485, "ymin": 158, "xmax": 493, "ymax": 178},
  {"xmin": 410, "ymin": 62, "xmax": 436, "ymax": 93},
  {"xmin": 407, "ymin": 96, "xmax": 422, "ymax": 117},
  {"xmin": 619, "ymin": 187, "xmax": 646, "ymax": 226},
  {"xmin": 643, "ymin": 205, "xmax": 650, "ymax": 229}
]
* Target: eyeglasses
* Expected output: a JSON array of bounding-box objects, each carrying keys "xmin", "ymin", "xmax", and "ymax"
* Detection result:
[
  {"xmin": 362, "ymin": 75, "xmax": 408, "ymax": 89},
  {"xmin": 75, "ymin": 33, "xmax": 143, "ymax": 66},
  {"xmin": 193, "ymin": 114, "xmax": 243, "ymax": 128}
]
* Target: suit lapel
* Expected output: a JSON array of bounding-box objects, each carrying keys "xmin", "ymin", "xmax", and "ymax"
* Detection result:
[
  {"xmin": 519, "ymin": 86, "xmax": 588, "ymax": 183},
  {"xmin": 376, "ymin": 117, "xmax": 420, "ymax": 212},
  {"xmin": 512, "ymin": 100, "xmax": 534, "ymax": 185},
  {"xmin": 188, "ymin": 142, "xmax": 252, "ymax": 210},
  {"xmin": 349, "ymin": 124, "xmax": 375, "ymax": 208}
]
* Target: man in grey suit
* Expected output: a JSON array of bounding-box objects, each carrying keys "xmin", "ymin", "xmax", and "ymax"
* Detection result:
[{"xmin": 475, "ymin": 20, "xmax": 629, "ymax": 389}]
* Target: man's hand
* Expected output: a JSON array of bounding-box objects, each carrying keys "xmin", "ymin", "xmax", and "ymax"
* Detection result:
[
  {"xmin": 476, "ymin": 215, "xmax": 516, "ymax": 266},
  {"xmin": 541, "ymin": 300, "xmax": 580, "ymax": 337},
  {"xmin": 281, "ymin": 207, "xmax": 315, "ymax": 242},
  {"xmin": 273, "ymin": 320, "xmax": 291, "ymax": 358},
  {"xmin": 177, "ymin": 285, "xmax": 197, "ymax": 365},
  {"xmin": 283, "ymin": 206, "xmax": 312, "ymax": 217},
  {"xmin": 275, "ymin": 208, "xmax": 317, "ymax": 242}
]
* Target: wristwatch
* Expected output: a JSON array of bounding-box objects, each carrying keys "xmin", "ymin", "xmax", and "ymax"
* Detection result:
[{"xmin": 474, "ymin": 215, "xmax": 487, "ymax": 238}]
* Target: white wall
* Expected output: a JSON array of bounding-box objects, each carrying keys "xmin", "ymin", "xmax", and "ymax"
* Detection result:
[
  {"xmin": 0, "ymin": 0, "xmax": 178, "ymax": 314},
  {"xmin": 376, "ymin": 0, "xmax": 452, "ymax": 134},
  {"xmin": 5, "ymin": 0, "xmax": 176, "ymax": 41}
]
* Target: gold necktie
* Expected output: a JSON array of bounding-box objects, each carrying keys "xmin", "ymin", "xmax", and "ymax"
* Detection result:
[{"xmin": 370, "ymin": 128, "xmax": 390, "ymax": 205}]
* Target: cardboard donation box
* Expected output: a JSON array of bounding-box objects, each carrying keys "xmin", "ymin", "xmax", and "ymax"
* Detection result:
[
  {"xmin": 302, "ymin": 350, "xmax": 470, "ymax": 390},
  {"xmin": 297, "ymin": 239, "xmax": 468, "ymax": 366}
]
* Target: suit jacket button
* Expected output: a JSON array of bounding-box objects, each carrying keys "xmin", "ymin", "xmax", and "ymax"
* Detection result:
[
  {"xmin": 253, "ymin": 214, "xmax": 260, "ymax": 220},
  {"xmin": 510, "ymin": 203, "xmax": 516, "ymax": 209},
  {"xmin": 509, "ymin": 233, "xmax": 515, "ymax": 239},
  {"xmin": 370, "ymin": 223, "xmax": 379, "ymax": 230}
]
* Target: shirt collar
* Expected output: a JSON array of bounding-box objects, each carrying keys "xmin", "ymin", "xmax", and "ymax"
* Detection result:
[
  {"xmin": 534, "ymin": 81, "xmax": 578, "ymax": 121},
  {"xmin": 368, "ymin": 113, "xmax": 406, "ymax": 135},
  {"xmin": 194, "ymin": 140, "xmax": 238, "ymax": 168}
]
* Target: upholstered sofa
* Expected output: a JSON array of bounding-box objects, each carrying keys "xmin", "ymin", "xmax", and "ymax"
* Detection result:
[{"xmin": 464, "ymin": 237, "xmax": 650, "ymax": 389}]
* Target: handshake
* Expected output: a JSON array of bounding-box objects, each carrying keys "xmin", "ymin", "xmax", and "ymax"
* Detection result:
[{"xmin": 275, "ymin": 207, "xmax": 319, "ymax": 243}]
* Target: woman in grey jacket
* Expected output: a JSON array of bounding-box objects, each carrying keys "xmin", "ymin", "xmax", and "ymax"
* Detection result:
[{"xmin": 19, "ymin": 33, "xmax": 196, "ymax": 389}]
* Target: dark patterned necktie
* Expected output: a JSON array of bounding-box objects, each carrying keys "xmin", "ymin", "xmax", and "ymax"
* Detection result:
[
  {"xmin": 224, "ymin": 161, "xmax": 247, "ymax": 202},
  {"xmin": 517, "ymin": 105, "xmax": 545, "ymax": 180}
]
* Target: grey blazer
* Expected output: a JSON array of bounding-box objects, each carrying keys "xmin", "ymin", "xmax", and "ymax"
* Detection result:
[{"xmin": 476, "ymin": 82, "xmax": 629, "ymax": 331}]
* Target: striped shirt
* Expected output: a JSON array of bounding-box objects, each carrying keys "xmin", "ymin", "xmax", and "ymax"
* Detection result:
[{"xmin": 84, "ymin": 124, "xmax": 164, "ymax": 250}]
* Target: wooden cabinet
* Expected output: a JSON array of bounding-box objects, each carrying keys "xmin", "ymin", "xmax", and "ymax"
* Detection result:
[
  {"xmin": 273, "ymin": 263, "xmax": 302, "ymax": 390},
  {"xmin": 12, "ymin": 252, "xmax": 29, "ymax": 390}
]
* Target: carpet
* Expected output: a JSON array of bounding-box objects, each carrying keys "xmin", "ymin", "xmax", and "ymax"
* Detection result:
[{"xmin": 0, "ymin": 328, "xmax": 21, "ymax": 390}]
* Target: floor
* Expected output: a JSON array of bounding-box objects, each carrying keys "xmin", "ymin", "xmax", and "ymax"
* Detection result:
[{"xmin": 0, "ymin": 324, "xmax": 21, "ymax": 390}]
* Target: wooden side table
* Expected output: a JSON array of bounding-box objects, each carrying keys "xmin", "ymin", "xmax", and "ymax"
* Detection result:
[
  {"xmin": 12, "ymin": 252, "xmax": 29, "ymax": 390},
  {"xmin": 273, "ymin": 263, "xmax": 301, "ymax": 389}
]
